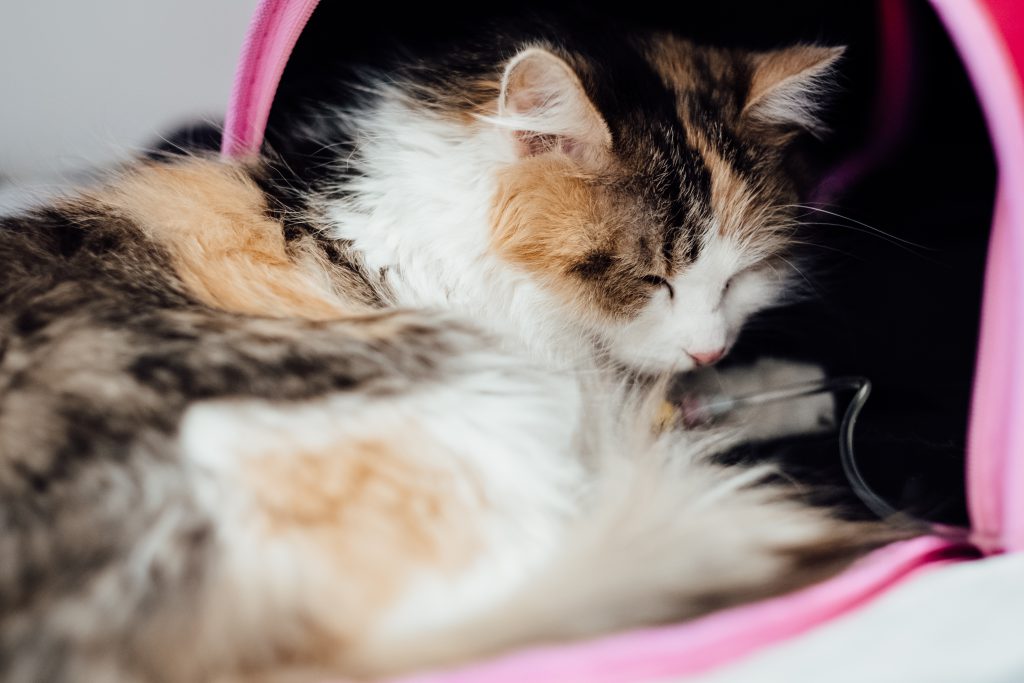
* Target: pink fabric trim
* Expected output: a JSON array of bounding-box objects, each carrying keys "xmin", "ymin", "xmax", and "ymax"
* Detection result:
[
  {"xmin": 390, "ymin": 538, "xmax": 967, "ymax": 683},
  {"xmin": 932, "ymin": 0, "xmax": 1024, "ymax": 553},
  {"xmin": 221, "ymin": 0, "xmax": 320, "ymax": 157}
]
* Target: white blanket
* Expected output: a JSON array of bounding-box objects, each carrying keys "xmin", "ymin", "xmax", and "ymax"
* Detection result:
[{"xmin": 684, "ymin": 552, "xmax": 1024, "ymax": 683}]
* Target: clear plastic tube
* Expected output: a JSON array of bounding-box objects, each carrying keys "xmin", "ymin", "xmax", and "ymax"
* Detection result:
[{"xmin": 686, "ymin": 376, "xmax": 971, "ymax": 540}]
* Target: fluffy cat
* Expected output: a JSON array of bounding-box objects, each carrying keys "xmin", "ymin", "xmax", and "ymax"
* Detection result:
[{"xmin": 0, "ymin": 23, "xmax": 896, "ymax": 683}]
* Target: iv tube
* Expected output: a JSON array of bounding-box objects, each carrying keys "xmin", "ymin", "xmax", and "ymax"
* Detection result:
[{"xmin": 691, "ymin": 377, "xmax": 899, "ymax": 521}]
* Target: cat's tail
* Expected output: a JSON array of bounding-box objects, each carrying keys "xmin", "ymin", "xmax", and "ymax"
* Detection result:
[{"xmin": 351, "ymin": 385, "xmax": 903, "ymax": 679}]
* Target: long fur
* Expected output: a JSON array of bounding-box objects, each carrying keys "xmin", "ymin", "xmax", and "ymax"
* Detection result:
[{"xmin": 0, "ymin": 22, "xmax": 897, "ymax": 683}]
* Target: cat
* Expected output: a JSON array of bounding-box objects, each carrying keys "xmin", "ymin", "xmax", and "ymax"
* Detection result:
[{"xmin": 0, "ymin": 21, "xmax": 898, "ymax": 683}]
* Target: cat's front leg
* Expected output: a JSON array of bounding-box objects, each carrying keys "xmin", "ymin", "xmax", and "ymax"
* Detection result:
[{"xmin": 670, "ymin": 358, "xmax": 836, "ymax": 442}]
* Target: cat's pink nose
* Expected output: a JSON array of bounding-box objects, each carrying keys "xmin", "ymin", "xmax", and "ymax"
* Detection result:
[{"xmin": 688, "ymin": 349, "xmax": 725, "ymax": 367}]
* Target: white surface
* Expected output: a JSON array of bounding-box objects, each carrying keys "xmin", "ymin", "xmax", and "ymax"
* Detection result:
[
  {"xmin": 0, "ymin": 1, "xmax": 256, "ymax": 177},
  {"xmin": 683, "ymin": 552, "xmax": 1024, "ymax": 683}
]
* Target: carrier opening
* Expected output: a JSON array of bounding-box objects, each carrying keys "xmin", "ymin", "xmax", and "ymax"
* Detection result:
[{"xmin": 267, "ymin": 1, "xmax": 995, "ymax": 527}]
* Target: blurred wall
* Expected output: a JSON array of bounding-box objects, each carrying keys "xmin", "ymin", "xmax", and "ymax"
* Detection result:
[{"xmin": 0, "ymin": 1, "xmax": 257, "ymax": 177}]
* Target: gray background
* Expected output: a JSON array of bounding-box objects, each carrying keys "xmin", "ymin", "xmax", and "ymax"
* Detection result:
[{"xmin": 1, "ymin": 1, "xmax": 257, "ymax": 178}]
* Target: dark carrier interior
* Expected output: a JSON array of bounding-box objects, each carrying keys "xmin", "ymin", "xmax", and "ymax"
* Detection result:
[{"xmin": 262, "ymin": 1, "xmax": 995, "ymax": 527}]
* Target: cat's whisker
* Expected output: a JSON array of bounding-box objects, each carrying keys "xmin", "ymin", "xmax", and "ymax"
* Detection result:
[
  {"xmin": 776, "ymin": 256, "xmax": 826, "ymax": 301},
  {"xmin": 785, "ymin": 238, "xmax": 864, "ymax": 259},
  {"xmin": 786, "ymin": 203, "xmax": 936, "ymax": 250},
  {"xmin": 796, "ymin": 220, "xmax": 944, "ymax": 263}
]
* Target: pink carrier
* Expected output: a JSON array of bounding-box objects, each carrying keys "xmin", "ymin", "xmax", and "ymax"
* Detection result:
[{"xmin": 222, "ymin": 1, "xmax": 1024, "ymax": 680}]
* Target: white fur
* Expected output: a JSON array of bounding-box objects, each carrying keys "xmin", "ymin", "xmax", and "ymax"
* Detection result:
[
  {"xmin": 180, "ymin": 345, "xmax": 587, "ymax": 646},
  {"xmin": 327, "ymin": 94, "xmax": 599, "ymax": 370}
]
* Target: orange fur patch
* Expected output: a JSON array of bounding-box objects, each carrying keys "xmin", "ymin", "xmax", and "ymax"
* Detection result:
[
  {"xmin": 490, "ymin": 156, "xmax": 656, "ymax": 319},
  {"xmin": 245, "ymin": 432, "xmax": 479, "ymax": 608},
  {"xmin": 492, "ymin": 157, "xmax": 605, "ymax": 271},
  {"xmin": 129, "ymin": 423, "xmax": 483, "ymax": 682},
  {"xmin": 94, "ymin": 158, "xmax": 369, "ymax": 320},
  {"xmin": 147, "ymin": 426, "xmax": 487, "ymax": 678}
]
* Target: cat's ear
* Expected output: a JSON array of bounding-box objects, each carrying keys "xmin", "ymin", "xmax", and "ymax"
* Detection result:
[
  {"xmin": 742, "ymin": 45, "xmax": 845, "ymax": 137},
  {"xmin": 496, "ymin": 47, "xmax": 612, "ymax": 165}
]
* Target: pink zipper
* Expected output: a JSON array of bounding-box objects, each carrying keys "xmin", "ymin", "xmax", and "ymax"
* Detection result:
[
  {"xmin": 933, "ymin": 0, "xmax": 1024, "ymax": 554},
  {"xmin": 222, "ymin": 0, "xmax": 321, "ymax": 158},
  {"xmin": 964, "ymin": 191, "xmax": 1017, "ymax": 553},
  {"xmin": 391, "ymin": 538, "xmax": 971, "ymax": 683}
]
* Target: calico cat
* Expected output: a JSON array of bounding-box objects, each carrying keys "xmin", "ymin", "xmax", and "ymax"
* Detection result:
[{"xmin": 0, "ymin": 22, "xmax": 895, "ymax": 683}]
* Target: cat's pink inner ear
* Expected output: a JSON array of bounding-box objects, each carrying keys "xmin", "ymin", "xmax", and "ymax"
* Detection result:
[
  {"xmin": 498, "ymin": 48, "xmax": 612, "ymax": 163},
  {"xmin": 742, "ymin": 45, "xmax": 845, "ymax": 135}
]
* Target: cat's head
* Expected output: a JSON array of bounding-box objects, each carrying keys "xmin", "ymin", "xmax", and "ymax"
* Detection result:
[{"xmin": 485, "ymin": 35, "xmax": 842, "ymax": 373}]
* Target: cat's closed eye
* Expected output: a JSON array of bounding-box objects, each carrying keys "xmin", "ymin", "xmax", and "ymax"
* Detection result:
[
  {"xmin": 725, "ymin": 263, "xmax": 766, "ymax": 293},
  {"xmin": 641, "ymin": 275, "xmax": 674, "ymax": 300}
]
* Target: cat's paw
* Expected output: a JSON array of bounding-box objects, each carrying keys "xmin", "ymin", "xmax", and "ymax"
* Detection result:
[
  {"xmin": 669, "ymin": 358, "xmax": 835, "ymax": 441},
  {"xmin": 732, "ymin": 358, "xmax": 835, "ymax": 441}
]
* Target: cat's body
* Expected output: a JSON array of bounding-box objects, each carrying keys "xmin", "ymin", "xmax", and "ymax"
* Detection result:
[{"xmin": 1, "ymin": 24, "xmax": 892, "ymax": 682}]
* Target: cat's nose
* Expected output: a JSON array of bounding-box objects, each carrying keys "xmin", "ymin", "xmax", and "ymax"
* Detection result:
[{"xmin": 687, "ymin": 349, "xmax": 725, "ymax": 367}]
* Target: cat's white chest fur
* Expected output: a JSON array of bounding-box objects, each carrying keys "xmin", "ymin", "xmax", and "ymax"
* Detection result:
[{"xmin": 325, "ymin": 99, "xmax": 594, "ymax": 370}]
